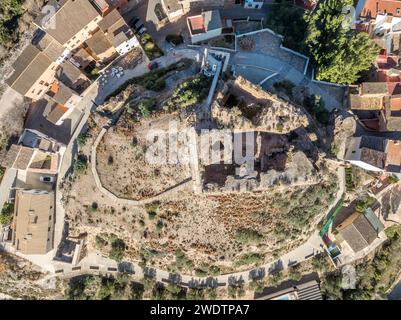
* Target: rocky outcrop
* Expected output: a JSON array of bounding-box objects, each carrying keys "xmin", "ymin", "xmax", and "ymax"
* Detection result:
[{"xmin": 212, "ymin": 77, "xmax": 309, "ymax": 133}]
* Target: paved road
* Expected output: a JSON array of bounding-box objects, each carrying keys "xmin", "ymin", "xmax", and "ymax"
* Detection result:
[{"xmin": 53, "ymin": 232, "xmax": 325, "ymax": 288}]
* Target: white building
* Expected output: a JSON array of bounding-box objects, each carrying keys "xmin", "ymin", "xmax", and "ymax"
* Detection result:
[
  {"xmin": 344, "ymin": 136, "xmax": 401, "ymax": 177},
  {"xmin": 187, "ymin": 10, "xmax": 223, "ymax": 44}
]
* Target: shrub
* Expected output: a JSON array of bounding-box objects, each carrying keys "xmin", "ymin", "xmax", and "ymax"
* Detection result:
[
  {"xmin": 138, "ymin": 98, "xmax": 157, "ymax": 118},
  {"xmin": 195, "ymin": 267, "xmax": 208, "ymax": 277},
  {"xmin": 312, "ymin": 253, "xmax": 332, "ymax": 273},
  {"xmin": 345, "ymin": 167, "xmax": 355, "ymax": 191},
  {"xmin": 209, "ymin": 265, "xmax": 221, "ymax": 276},
  {"xmin": 164, "ymin": 74, "xmax": 212, "ymax": 111},
  {"xmin": 288, "ymin": 264, "xmax": 303, "ymax": 281},
  {"xmin": 235, "ymin": 228, "xmax": 263, "ymax": 244},
  {"xmin": 105, "ymin": 59, "xmax": 192, "ymax": 100},
  {"xmin": 235, "ymin": 253, "xmax": 262, "ymax": 266},
  {"xmin": 273, "ymin": 80, "xmax": 295, "ymax": 98},
  {"xmin": 355, "ymin": 196, "xmax": 375, "ymax": 213},
  {"xmin": 175, "ymin": 249, "xmax": 194, "ymax": 271},
  {"xmin": 74, "ymin": 156, "xmax": 87, "ymax": 174},
  {"xmin": 107, "ymin": 155, "xmax": 114, "ymax": 165},
  {"xmin": 95, "ymin": 235, "xmax": 108, "ymax": 249},
  {"xmin": 156, "ymin": 220, "xmax": 163, "ymax": 231},
  {"xmin": 0, "ymin": 202, "xmax": 14, "ymax": 225},
  {"xmin": 140, "ymin": 33, "xmax": 163, "ymax": 60},
  {"xmin": 130, "ymin": 282, "xmax": 145, "ymax": 300},
  {"xmin": 148, "ymin": 211, "xmax": 156, "ymax": 220},
  {"xmin": 303, "ymin": 95, "xmax": 330, "ymax": 125},
  {"xmin": 0, "ymin": 166, "xmax": 5, "ymax": 181},
  {"xmin": 268, "ymin": 271, "xmax": 283, "ymax": 287},
  {"xmin": 91, "ymin": 202, "xmax": 98, "ymax": 211},
  {"xmin": 76, "ymin": 133, "xmax": 88, "ymax": 147},
  {"xmin": 248, "ymin": 279, "xmax": 265, "ymax": 294},
  {"xmin": 139, "ymin": 247, "xmax": 160, "ymax": 267},
  {"xmin": 388, "ymin": 175, "xmax": 399, "ymax": 184},
  {"xmin": 109, "ymin": 238, "xmax": 126, "ymax": 262}
]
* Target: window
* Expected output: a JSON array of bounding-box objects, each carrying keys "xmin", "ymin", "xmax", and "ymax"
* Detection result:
[
  {"xmin": 48, "ymin": 227, "xmax": 51, "ymax": 231},
  {"xmin": 397, "ymin": 8, "xmax": 401, "ymax": 14},
  {"xmin": 49, "ymin": 215, "xmax": 52, "ymax": 221},
  {"xmin": 39, "ymin": 80, "xmax": 44, "ymax": 85}
]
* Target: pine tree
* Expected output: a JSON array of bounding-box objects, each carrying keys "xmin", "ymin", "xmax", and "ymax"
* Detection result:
[{"xmin": 306, "ymin": 0, "xmax": 379, "ymax": 84}]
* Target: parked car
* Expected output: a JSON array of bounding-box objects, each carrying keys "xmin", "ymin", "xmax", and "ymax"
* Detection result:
[
  {"xmin": 128, "ymin": 16, "xmax": 140, "ymax": 28},
  {"xmin": 147, "ymin": 62, "xmax": 159, "ymax": 71},
  {"xmin": 40, "ymin": 176, "xmax": 55, "ymax": 183},
  {"xmin": 136, "ymin": 25, "xmax": 147, "ymax": 36},
  {"xmin": 129, "ymin": 16, "xmax": 147, "ymax": 35}
]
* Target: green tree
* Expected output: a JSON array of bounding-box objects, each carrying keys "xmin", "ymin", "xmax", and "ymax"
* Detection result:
[
  {"xmin": 109, "ymin": 238, "xmax": 126, "ymax": 262},
  {"xmin": 306, "ymin": 0, "xmax": 379, "ymax": 84},
  {"xmin": 0, "ymin": 202, "xmax": 14, "ymax": 225}
]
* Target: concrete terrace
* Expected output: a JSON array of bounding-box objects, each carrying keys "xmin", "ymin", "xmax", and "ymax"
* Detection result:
[{"xmin": 233, "ymin": 29, "xmax": 345, "ymax": 111}]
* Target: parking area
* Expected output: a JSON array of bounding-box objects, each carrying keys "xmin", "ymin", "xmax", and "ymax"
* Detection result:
[{"xmin": 122, "ymin": 0, "xmax": 191, "ymax": 50}]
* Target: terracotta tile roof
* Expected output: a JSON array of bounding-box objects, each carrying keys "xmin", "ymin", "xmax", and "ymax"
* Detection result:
[
  {"xmin": 385, "ymin": 140, "xmax": 401, "ymax": 167},
  {"xmin": 188, "ymin": 15, "xmax": 205, "ymax": 34},
  {"xmin": 359, "ymin": 0, "xmax": 401, "ymax": 19},
  {"xmin": 390, "ymin": 97, "xmax": 401, "ymax": 110},
  {"xmin": 376, "ymin": 54, "xmax": 398, "ymax": 70},
  {"xmin": 387, "ymin": 82, "xmax": 401, "ymax": 95}
]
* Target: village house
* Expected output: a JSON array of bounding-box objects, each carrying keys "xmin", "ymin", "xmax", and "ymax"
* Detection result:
[
  {"xmin": 35, "ymin": 0, "xmax": 102, "ymax": 52},
  {"xmin": 5, "ymin": 41, "xmax": 63, "ymax": 100},
  {"xmin": 97, "ymin": 9, "xmax": 140, "ymax": 56},
  {"xmin": 357, "ymin": 0, "xmax": 401, "ymax": 20},
  {"xmin": 12, "ymin": 189, "xmax": 56, "ymax": 255},
  {"xmin": 356, "ymin": 0, "xmax": 401, "ymax": 53},
  {"xmin": 332, "ymin": 205, "xmax": 385, "ymax": 254},
  {"xmin": 348, "ymin": 80, "xmax": 401, "ymax": 132},
  {"xmin": 6, "ymin": 29, "xmax": 90, "ymax": 100},
  {"xmin": 44, "ymin": 81, "xmax": 82, "ymax": 125},
  {"xmin": 1, "ymin": 129, "xmax": 63, "ymax": 176},
  {"xmin": 187, "ymin": 10, "xmax": 223, "ymax": 43},
  {"xmin": 344, "ymin": 136, "xmax": 401, "ymax": 176},
  {"xmin": 254, "ymin": 274, "xmax": 322, "ymax": 300}
]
